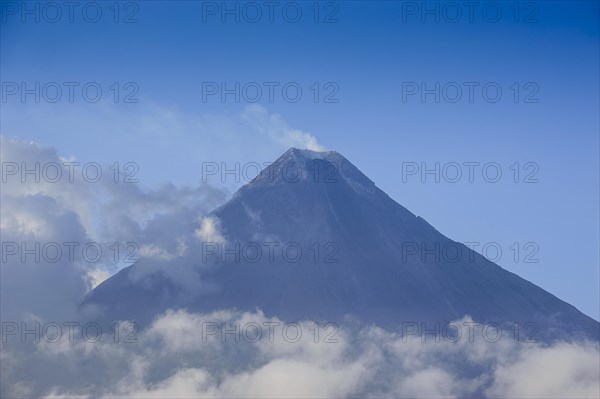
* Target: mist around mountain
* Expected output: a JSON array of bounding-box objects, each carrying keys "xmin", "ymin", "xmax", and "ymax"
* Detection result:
[{"xmin": 2, "ymin": 138, "xmax": 599, "ymax": 398}]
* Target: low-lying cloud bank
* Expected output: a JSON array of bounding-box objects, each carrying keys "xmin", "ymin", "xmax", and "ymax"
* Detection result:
[{"xmin": 1, "ymin": 310, "xmax": 598, "ymax": 398}]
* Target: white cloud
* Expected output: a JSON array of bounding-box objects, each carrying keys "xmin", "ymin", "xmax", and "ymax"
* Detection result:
[
  {"xmin": 0, "ymin": 136, "xmax": 227, "ymax": 321},
  {"xmin": 195, "ymin": 216, "xmax": 226, "ymax": 244},
  {"xmin": 242, "ymin": 104, "xmax": 325, "ymax": 151},
  {"xmin": 1, "ymin": 310, "xmax": 598, "ymax": 399},
  {"xmin": 487, "ymin": 341, "xmax": 600, "ymax": 398},
  {"xmin": 86, "ymin": 268, "xmax": 112, "ymax": 289}
]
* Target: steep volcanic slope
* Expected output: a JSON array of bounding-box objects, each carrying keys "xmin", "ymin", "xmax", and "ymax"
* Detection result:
[{"xmin": 82, "ymin": 148, "xmax": 599, "ymax": 341}]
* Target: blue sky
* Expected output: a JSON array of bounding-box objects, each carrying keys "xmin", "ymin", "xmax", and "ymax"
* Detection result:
[{"xmin": 1, "ymin": 1, "xmax": 599, "ymax": 319}]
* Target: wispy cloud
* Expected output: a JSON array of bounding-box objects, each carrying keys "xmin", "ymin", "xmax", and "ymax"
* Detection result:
[{"xmin": 242, "ymin": 104, "xmax": 326, "ymax": 151}]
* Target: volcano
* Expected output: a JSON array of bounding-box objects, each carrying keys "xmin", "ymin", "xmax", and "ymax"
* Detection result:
[{"xmin": 82, "ymin": 148, "xmax": 599, "ymax": 341}]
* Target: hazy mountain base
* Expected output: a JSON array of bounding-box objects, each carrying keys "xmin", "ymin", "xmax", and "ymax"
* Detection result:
[{"xmin": 1, "ymin": 310, "xmax": 599, "ymax": 398}]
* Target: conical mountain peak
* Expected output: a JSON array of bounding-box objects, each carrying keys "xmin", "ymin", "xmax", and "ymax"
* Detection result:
[
  {"xmin": 244, "ymin": 147, "xmax": 376, "ymax": 196},
  {"xmin": 83, "ymin": 147, "xmax": 600, "ymax": 342},
  {"xmin": 281, "ymin": 147, "xmax": 340, "ymax": 160}
]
